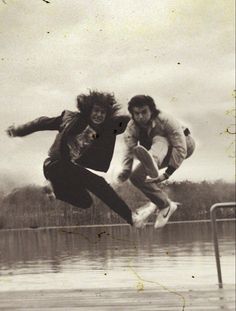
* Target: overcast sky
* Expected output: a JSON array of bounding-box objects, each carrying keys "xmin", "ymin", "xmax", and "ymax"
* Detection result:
[{"xmin": 0, "ymin": 0, "xmax": 235, "ymax": 191}]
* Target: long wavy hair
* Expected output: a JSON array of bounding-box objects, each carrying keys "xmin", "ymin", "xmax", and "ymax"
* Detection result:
[{"xmin": 76, "ymin": 90, "xmax": 120, "ymax": 123}]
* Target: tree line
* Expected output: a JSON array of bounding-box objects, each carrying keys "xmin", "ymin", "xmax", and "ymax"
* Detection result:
[{"xmin": 0, "ymin": 180, "xmax": 235, "ymax": 229}]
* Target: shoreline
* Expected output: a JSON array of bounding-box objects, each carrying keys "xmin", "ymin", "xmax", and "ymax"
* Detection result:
[{"xmin": 0, "ymin": 218, "xmax": 235, "ymax": 232}]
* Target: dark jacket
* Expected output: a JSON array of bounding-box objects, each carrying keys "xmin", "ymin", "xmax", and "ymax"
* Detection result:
[{"xmin": 13, "ymin": 110, "xmax": 130, "ymax": 172}]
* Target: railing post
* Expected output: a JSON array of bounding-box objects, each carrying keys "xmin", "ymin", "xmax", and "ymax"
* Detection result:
[
  {"xmin": 210, "ymin": 202, "xmax": 236, "ymax": 289},
  {"xmin": 210, "ymin": 204, "xmax": 223, "ymax": 288}
]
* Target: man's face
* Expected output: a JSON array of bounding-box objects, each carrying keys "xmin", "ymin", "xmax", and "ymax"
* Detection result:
[
  {"xmin": 90, "ymin": 104, "xmax": 107, "ymax": 126},
  {"xmin": 132, "ymin": 105, "xmax": 152, "ymax": 127}
]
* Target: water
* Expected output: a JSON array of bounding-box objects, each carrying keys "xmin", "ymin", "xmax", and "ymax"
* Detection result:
[{"xmin": 0, "ymin": 221, "xmax": 235, "ymax": 292}]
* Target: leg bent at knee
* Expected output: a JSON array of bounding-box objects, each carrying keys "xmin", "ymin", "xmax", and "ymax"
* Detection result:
[
  {"xmin": 130, "ymin": 172, "xmax": 145, "ymax": 187},
  {"xmin": 129, "ymin": 163, "xmax": 147, "ymax": 187},
  {"xmin": 150, "ymin": 136, "xmax": 169, "ymax": 167}
]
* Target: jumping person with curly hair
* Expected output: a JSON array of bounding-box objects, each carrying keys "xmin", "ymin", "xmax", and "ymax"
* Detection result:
[{"xmin": 6, "ymin": 91, "xmax": 147, "ymax": 227}]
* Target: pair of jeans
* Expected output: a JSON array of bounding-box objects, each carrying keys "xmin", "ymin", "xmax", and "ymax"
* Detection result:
[
  {"xmin": 130, "ymin": 135, "xmax": 195, "ymax": 209},
  {"xmin": 43, "ymin": 159, "xmax": 133, "ymax": 225},
  {"xmin": 130, "ymin": 136, "xmax": 170, "ymax": 209}
]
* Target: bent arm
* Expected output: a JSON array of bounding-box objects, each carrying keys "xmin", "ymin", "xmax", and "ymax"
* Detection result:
[{"xmin": 163, "ymin": 115, "xmax": 187, "ymax": 176}]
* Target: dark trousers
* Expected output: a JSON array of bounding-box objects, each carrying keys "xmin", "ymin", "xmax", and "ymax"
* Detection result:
[{"xmin": 43, "ymin": 159, "xmax": 133, "ymax": 225}]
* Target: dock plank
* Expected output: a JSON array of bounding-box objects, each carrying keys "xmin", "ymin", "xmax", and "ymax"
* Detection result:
[{"xmin": 0, "ymin": 286, "xmax": 235, "ymax": 311}]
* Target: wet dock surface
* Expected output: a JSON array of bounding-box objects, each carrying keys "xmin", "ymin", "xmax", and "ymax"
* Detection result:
[{"xmin": 1, "ymin": 285, "xmax": 235, "ymax": 310}]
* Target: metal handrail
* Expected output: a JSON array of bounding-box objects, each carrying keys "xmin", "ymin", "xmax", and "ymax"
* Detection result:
[{"xmin": 210, "ymin": 202, "xmax": 236, "ymax": 288}]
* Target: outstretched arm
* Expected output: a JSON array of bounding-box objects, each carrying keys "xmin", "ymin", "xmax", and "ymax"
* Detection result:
[{"xmin": 6, "ymin": 112, "xmax": 64, "ymax": 138}]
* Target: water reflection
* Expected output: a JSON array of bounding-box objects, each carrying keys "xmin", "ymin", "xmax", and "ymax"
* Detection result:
[{"xmin": 0, "ymin": 221, "xmax": 235, "ymax": 290}]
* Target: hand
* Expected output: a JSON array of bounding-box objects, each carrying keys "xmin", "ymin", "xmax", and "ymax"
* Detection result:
[
  {"xmin": 6, "ymin": 125, "xmax": 17, "ymax": 137},
  {"xmin": 145, "ymin": 173, "xmax": 168, "ymax": 184},
  {"xmin": 117, "ymin": 170, "xmax": 131, "ymax": 183}
]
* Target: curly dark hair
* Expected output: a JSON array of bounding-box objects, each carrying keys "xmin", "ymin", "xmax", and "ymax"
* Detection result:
[
  {"xmin": 76, "ymin": 90, "xmax": 120, "ymax": 122},
  {"xmin": 128, "ymin": 95, "xmax": 160, "ymax": 117}
]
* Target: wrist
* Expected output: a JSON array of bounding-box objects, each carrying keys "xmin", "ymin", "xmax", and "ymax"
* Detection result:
[
  {"xmin": 165, "ymin": 166, "xmax": 176, "ymax": 177},
  {"xmin": 163, "ymin": 173, "xmax": 170, "ymax": 180}
]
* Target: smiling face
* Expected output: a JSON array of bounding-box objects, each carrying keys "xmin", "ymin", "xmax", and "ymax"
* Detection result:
[
  {"xmin": 132, "ymin": 105, "xmax": 152, "ymax": 127},
  {"xmin": 90, "ymin": 104, "xmax": 107, "ymax": 126}
]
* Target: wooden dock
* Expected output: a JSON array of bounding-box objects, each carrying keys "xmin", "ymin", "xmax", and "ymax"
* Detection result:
[{"xmin": 0, "ymin": 285, "xmax": 235, "ymax": 310}]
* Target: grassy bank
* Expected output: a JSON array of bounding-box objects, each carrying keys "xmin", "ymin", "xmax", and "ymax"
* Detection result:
[{"xmin": 0, "ymin": 180, "xmax": 235, "ymax": 229}]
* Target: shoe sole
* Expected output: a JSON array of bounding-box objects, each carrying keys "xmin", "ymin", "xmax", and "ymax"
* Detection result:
[
  {"xmin": 154, "ymin": 204, "xmax": 179, "ymax": 229},
  {"xmin": 134, "ymin": 146, "xmax": 159, "ymax": 178},
  {"xmin": 133, "ymin": 205, "xmax": 157, "ymax": 228},
  {"xmin": 164, "ymin": 205, "xmax": 178, "ymax": 219}
]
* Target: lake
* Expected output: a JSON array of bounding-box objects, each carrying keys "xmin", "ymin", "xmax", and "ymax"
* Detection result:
[{"xmin": 0, "ymin": 221, "xmax": 235, "ymax": 292}]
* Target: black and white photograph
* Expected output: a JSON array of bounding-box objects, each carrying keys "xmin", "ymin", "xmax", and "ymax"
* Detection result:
[{"xmin": 0, "ymin": 1, "xmax": 235, "ymax": 310}]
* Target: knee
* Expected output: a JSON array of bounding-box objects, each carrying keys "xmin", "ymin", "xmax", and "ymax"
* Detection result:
[
  {"xmin": 79, "ymin": 199, "xmax": 92, "ymax": 209},
  {"xmin": 55, "ymin": 191, "xmax": 93, "ymax": 210},
  {"xmin": 44, "ymin": 166, "xmax": 61, "ymax": 182},
  {"xmin": 130, "ymin": 172, "xmax": 143, "ymax": 187},
  {"xmin": 43, "ymin": 159, "xmax": 59, "ymax": 180}
]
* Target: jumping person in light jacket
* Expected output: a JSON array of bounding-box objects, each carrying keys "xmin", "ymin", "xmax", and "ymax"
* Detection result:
[
  {"xmin": 6, "ymin": 91, "xmax": 147, "ymax": 227},
  {"xmin": 118, "ymin": 95, "xmax": 195, "ymax": 229}
]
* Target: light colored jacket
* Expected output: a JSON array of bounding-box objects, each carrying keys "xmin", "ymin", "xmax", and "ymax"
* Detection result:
[{"xmin": 122, "ymin": 111, "xmax": 195, "ymax": 175}]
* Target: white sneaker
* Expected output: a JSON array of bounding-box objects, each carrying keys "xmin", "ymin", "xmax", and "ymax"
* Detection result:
[
  {"xmin": 154, "ymin": 201, "xmax": 179, "ymax": 229},
  {"xmin": 133, "ymin": 145, "xmax": 159, "ymax": 178},
  {"xmin": 132, "ymin": 202, "xmax": 157, "ymax": 228}
]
